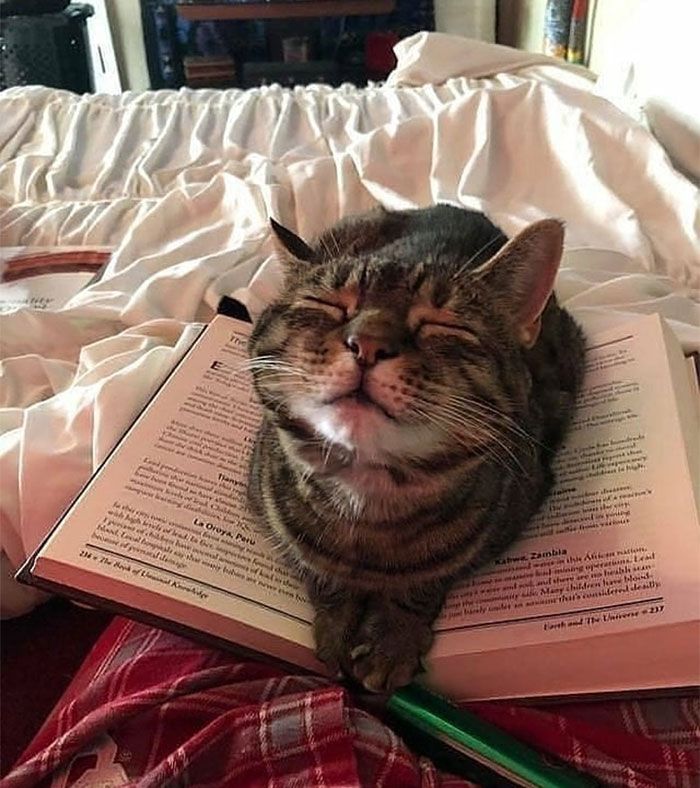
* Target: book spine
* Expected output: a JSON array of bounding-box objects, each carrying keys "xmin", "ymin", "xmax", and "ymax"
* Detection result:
[
  {"xmin": 567, "ymin": 0, "xmax": 588, "ymax": 64},
  {"xmin": 543, "ymin": 0, "xmax": 573, "ymax": 60}
]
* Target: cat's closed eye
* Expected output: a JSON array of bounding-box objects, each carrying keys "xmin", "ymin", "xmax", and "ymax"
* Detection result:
[
  {"xmin": 299, "ymin": 295, "xmax": 348, "ymax": 321},
  {"xmin": 417, "ymin": 321, "xmax": 480, "ymax": 342}
]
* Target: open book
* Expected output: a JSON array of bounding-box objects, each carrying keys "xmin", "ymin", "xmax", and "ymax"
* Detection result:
[{"xmin": 19, "ymin": 310, "xmax": 700, "ymax": 702}]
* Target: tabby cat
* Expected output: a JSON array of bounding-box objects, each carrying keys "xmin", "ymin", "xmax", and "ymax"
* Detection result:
[{"xmin": 247, "ymin": 205, "xmax": 586, "ymax": 693}]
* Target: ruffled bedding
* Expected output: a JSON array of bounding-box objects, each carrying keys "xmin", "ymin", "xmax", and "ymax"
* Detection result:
[{"xmin": 1, "ymin": 33, "xmax": 699, "ymax": 617}]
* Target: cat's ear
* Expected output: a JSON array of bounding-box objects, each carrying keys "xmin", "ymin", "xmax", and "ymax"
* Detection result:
[
  {"xmin": 270, "ymin": 218, "xmax": 315, "ymax": 264},
  {"xmin": 474, "ymin": 219, "xmax": 564, "ymax": 348}
]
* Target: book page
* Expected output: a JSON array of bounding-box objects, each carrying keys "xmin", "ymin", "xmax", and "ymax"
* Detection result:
[
  {"xmin": 32, "ymin": 314, "xmax": 314, "ymax": 650},
  {"xmin": 30, "ymin": 313, "xmax": 700, "ymax": 668},
  {"xmin": 433, "ymin": 314, "xmax": 700, "ymax": 656}
]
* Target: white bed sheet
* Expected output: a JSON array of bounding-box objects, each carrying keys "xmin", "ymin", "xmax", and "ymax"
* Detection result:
[{"xmin": 1, "ymin": 34, "xmax": 698, "ymax": 616}]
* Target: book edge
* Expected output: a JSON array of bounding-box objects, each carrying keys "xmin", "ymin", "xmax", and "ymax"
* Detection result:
[{"xmin": 25, "ymin": 557, "xmax": 316, "ymax": 678}]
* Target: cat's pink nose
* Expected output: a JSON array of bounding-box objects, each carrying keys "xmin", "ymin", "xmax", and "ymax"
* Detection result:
[{"xmin": 345, "ymin": 334, "xmax": 399, "ymax": 366}]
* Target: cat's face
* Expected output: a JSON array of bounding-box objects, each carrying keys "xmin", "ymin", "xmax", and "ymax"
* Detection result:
[
  {"xmin": 253, "ymin": 260, "xmax": 497, "ymax": 462},
  {"xmin": 249, "ymin": 214, "xmax": 563, "ymax": 466}
]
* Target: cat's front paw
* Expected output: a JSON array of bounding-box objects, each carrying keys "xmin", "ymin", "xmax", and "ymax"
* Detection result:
[
  {"xmin": 310, "ymin": 586, "xmax": 440, "ymax": 693},
  {"xmin": 313, "ymin": 600, "xmax": 362, "ymax": 676},
  {"xmin": 349, "ymin": 617, "xmax": 433, "ymax": 693}
]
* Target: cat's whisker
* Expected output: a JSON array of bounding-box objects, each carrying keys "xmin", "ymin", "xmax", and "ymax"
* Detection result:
[
  {"xmin": 248, "ymin": 360, "xmax": 306, "ymax": 373},
  {"xmin": 420, "ymin": 390, "xmax": 544, "ymax": 461},
  {"xmin": 410, "ymin": 404, "xmax": 497, "ymax": 456},
  {"xmin": 412, "ymin": 401, "xmax": 528, "ymax": 481},
  {"xmin": 247, "ymin": 354, "xmax": 303, "ymax": 365},
  {"xmin": 453, "ymin": 233, "xmax": 505, "ymax": 279},
  {"xmin": 438, "ymin": 410, "xmax": 529, "ymax": 478},
  {"xmin": 328, "ymin": 229, "xmax": 341, "ymax": 257},
  {"xmin": 442, "ymin": 394, "xmax": 547, "ymax": 451},
  {"xmin": 252, "ymin": 371, "xmax": 307, "ymax": 385},
  {"xmin": 322, "ymin": 439, "xmax": 334, "ymax": 469},
  {"xmin": 300, "ymin": 467, "xmax": 313, "ymax": 484},
  {"xmin": 411, "ymin": 407, "xmax": 523, "ymax": 483},
  {"xmin": 437, "ymin": 400, "xmax": 535, "ymax": 455},
  {"xmin": 412, "ymin": 396, "xmax": 497, "ymax": 441},
  {"xmin": 222, "ymin": 357, "xmax": 287, "ymax": 376},
  {"xmin": 241, "ymin": 355, "xmax": 293, "ymax": 368},
  {"xmin": 319, "ymin": 236, "xmax": 334, "ymax": 260},
  {"xmin": 249, "ymin": 367, "xmax": 309, "ymax": 386},
  {"xmin": 430, "ymin": 389, "xmax": 527, "ymax": 435}
]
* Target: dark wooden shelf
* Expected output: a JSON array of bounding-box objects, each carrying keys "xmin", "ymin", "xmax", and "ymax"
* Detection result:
[{"xmin": 176, "ymin": 1, "xmax": 396, "ymax": 21}]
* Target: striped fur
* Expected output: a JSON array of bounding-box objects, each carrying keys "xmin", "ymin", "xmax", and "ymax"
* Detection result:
[{"xmin": 247, "ymin": 205, "xmax": 586, "ymax": 692}]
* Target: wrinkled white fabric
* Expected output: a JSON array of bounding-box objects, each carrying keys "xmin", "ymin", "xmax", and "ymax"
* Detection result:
[
  {"xmin": 591, "ymin": 2, "xmax": 700, "ymax": 185},
  {"xmin": 0, "ymin": 33, "xmax": 698, "ymax": 616}
]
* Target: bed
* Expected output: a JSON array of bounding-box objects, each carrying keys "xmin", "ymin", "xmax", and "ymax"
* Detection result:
[{"xmin": 1, "ymin": 31, "xmax": 698, "ymax": 784}]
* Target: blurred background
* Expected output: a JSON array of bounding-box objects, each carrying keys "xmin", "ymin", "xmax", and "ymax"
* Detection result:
[{"xmin": 0, "ymin": 0, "xmax": 634, "ymax": 93}]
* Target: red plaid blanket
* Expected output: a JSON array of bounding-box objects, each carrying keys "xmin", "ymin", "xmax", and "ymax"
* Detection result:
[{"xmin": 3, "ymin": 618, "xmax": 699, "ymax": 787}]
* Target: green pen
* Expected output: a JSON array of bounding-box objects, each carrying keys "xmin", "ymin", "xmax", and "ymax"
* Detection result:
[{"xmin": 386, "ymin": 683, "xmax": 600, "ymax": 788}]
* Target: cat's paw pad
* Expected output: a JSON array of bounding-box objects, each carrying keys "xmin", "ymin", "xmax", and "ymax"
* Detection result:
[
  {"xmin": 349, "ymin": 617, "xmax": 433, "ymax": 693},
  {"xmin": 349, "ymin": 643, "xmax": 372, "ymax": 661},
  {"xmin": 350, "ymin": 644, "xmax": 421, "ymax": 693}
]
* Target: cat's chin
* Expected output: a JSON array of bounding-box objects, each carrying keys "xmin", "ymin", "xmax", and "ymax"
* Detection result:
[
  {"xmin": 290, "ymin": 395, "xmax": 389, "ymax": 456},
  {"xmin": 292, "ymin": 396, "xmax": 442, "ymax": 462},
  {"xmin": 321, "ymin": 396, "xmax": 391, "ymax": 448},
  {"xmin": 330, "ymin": 391, "xmax": 394, "ymax": 421}
]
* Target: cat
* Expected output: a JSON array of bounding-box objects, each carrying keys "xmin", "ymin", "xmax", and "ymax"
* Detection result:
[{"xmin": 247, "ymin": 204, "xmax": 586, "ymax": 693}]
